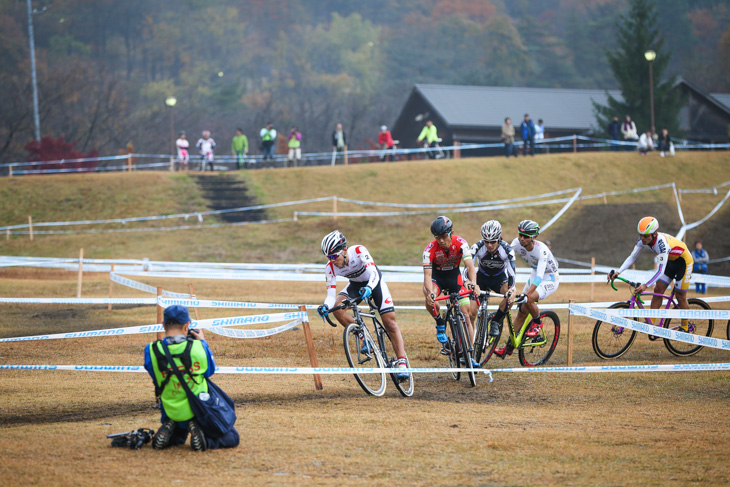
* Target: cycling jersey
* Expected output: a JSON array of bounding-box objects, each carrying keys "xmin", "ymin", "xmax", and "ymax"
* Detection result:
[
  {"xmin": 176, "ymin": 138, "xmax": 189, "ymax": 162},
  {"xmin": 423, "ymin": 235, "xmax": 471, "ymax": 277},
  {"xmin": 196, "ymin": 138, "xmax": 216, "ymax": 157},
  {"xmin": 510, "ymin": 238, "xmax": 559, "ymax": 287},
  {"xmin": 417, "ymin": 125, "xmax": 439, "ymax": 144},
  {"xmin": 617, "ymin": 232, "xmax": 694, "ymax": 289},
  {"xmin": 324, "ymin": 245, "xmax": 393, "ymax": 312},
  {"xmin": 471, "ymin": 240, "xmax": 516, "ymax": 287}
]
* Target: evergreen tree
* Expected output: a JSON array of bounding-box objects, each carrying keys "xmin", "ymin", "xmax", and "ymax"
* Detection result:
[{"xmin": 593, "ymin": 0, "xmax": 685, "ymax": 137}]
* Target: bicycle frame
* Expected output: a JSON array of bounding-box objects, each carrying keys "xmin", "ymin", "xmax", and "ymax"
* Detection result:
[{"xmin": 612, "ymin": 276, "xmax": 680, "ymax": 329}]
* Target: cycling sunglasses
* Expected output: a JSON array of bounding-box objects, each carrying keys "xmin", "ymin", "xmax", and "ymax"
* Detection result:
[
  {"xmin": 327, "ymin": 252, "xmax": 341, "ymax": 260},
  {"xmin": 518, "ymin": 232, "xmax": 535, "ymax": 238},
  {"xmin": 483, "ymin": 239, "xmax": 499, "ymax": 244}
]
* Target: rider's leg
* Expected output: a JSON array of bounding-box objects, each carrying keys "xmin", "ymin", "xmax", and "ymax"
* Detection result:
[
  {"xmin": 651, "ymin": 280, "xmax": 669, "ymax": 311},
  {"xmin": 674, "ymin": 287, "xmax": 690, "ymax": 330},
  {"xmin": 467, "ymin": 297, "xmax": 478, "ymax": 325},
  {"xmin": 332, "ymin": 294, "xmax": 355, "ymax": 327},
  {"xmin": 381, "ymin": 312, "xmax": 406, "ymax": 358},
  {"xmin": 514, "ymin": 289, "xmax": 540, "ymax": 334}
]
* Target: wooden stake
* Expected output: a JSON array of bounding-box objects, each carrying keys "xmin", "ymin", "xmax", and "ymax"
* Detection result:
[
  {"xmin": 590, "ymin": 256, "xmax": 596, "ymax": 302},
  {"xmin": 8, "ymin": 165, "xmax": 12, "ymax": 178},
  {"xmin": 333, "ymin": 196, "xmax": 338, "ymax": 221},
  {"xmin": 108, "ymin": 263, "xmax": 114, "ymax": 311},
  {"xmin": 602, "ymin": 193, "xmax": 608, "ymax": 205},
  {"xmin": 5, "ymin": 229, "xmax": 9, "ymax": 241},
  {"xmin": 28, "ymin": 216, "xmax": 33, "ymax": 241},
  {"xmin": 76, "ymin": 248, "xmax": 84, "ymax": 298},
  {"xmin": 344, "ymin": 145, "xmax": 348, "ymax": 165},
  {"xmin": 188, "ymin": 283, "xmax": 201, "ymax": 321},
  {"xmin": 128, "ymin": 152, "xmax": 133, "ymax": 172},
  {"xmin": 567, "ymin": 299, "xmax": 574, "ymax": 366},
  {"xmin": 156, "ymin": 287, "xmax": 164, "ymax": 341},
  {"xmin": 300, "ymin": 305, "xmax": 323, "ymax": 391}
]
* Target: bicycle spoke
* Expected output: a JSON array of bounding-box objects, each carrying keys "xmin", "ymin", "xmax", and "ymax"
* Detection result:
[
  {"xmin": 343, "ymin": 323, "xmax": 386, "ymax": 396},
  {"xmin": 663, "ymin": 299, "xmax": 714, "ymax": 357}
]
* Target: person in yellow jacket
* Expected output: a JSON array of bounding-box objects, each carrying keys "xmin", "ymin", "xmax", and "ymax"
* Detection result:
[
  {"xmin": 287, "ymin": 126, "xmax": 302, "ymax": 167},
  {"xmin": 417, "ymin": 120, "xmax": 442, "ymax": 159},
  {"xmin": 144, "ymin": 305, "xmax": 239, "ymax": 451}
]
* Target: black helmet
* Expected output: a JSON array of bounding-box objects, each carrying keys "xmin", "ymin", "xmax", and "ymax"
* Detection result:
[
  {"xmin": 518, "ymin": 220, "xmax": 540, "ymax": 237},
  {"xmin": 431, "ymin": 216, "xmax": 453, "ymax": 236}
]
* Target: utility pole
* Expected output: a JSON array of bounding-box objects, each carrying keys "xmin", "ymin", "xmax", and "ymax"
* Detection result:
[{"xmin": 26, "ymin": 0, "xmax": 42, "ymax": 141}]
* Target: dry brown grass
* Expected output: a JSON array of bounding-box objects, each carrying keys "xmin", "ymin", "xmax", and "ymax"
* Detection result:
[{"xmin": 1, "ymin": 272, "xmax": 729, "ymax": 486}]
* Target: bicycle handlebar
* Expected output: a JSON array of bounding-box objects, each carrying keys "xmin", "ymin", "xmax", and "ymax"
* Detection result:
[
  {"xmin": 433, "ymin": 289, "xmax": 473, "ymax": 302},
  {"xmin": 321, "ymin": 296, "xmax": 369, "ymax": 327},
  {"xmin": 609, "ymin": 274, "xmax": 640, "ymax": 291}
]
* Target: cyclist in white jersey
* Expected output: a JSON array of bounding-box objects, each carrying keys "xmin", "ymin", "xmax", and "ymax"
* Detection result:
[
  {"xmin": 176, "ymin": 131, "xmax": 189, "ymax": 171},
  {"xmin": 316, "ymin": 230, "xmax": 408, "ymax": 377},
  {"xmin": 495, "ymin": 220, "xmax": 559, "ymax": 358},
  {"xmin": 196, "ymin": 130, "xmax": 216, "ymax": 172}
]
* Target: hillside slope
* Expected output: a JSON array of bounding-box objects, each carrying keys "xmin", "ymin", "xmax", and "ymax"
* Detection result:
[{"xmin": 0, "ymin": 152, "xmax": 728, "ymax": 273}]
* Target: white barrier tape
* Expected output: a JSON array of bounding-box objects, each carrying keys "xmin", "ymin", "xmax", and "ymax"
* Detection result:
[
  {"xmin": 110, "ymin": 273, "xmax": 193, "ymax": 298},
  {"xmin": 677, "ymin": 188, "xmax": 730, "ymax": 240},
  {"xmin": 581, "ymin": 183, "xmax": 675, "ymax": 200},
  {"xmin": 3, "ymin": 362, "xmax": 730, "ymax": 375},
  {"xmin": 570, "ymin": 303, "xmax": 730, "ymax": 351},
  {"xmin": 207, "ymin": 319, "xmax": 301, "ymax": 339},
  {"xmin": 678, "ymin": 181, "xmax": 730, "ymax": 194},
  {"xmin": 0, "ymin": 311, "xmax": 308, "ymax": 342},
  {"xmin": 672, "ymin": 183, "xmax": 686, "ymax": 227},
  {"xmin": 601, "ymin": 307, "xmax": 730, "ymax": 320},
  {"xmin": 541, "ymin": 188, "xmax": 582, "ymax": 232},
  {"xmin": 158, "ymin": 297, "xmax": 310, "ymax": 310},
  {"xmin": 0, "ymin": 297, "xmax": 155, "ymax": 305},
  {"xmin": 708, "ymin": 256, "xmax": 730, "ymax": 264}
]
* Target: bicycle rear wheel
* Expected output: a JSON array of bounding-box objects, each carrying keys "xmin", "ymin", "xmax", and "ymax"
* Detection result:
[
  {"xmin": 519, "ymin": 311, "xmax": 560, "ymax": 367},
  {"xmin": 380, "ymin": 328, "xmax": 414, "ymax": 397},
  {"xmin": 453, "ymin": 313, "xmax": 476, "ymax": 386},
  {"xmin": 592, "ymin": 302, "xmax": 638, "ymax": 359},
  {"xmin": 478, "ymin": 312, "xmax": 501, "ymax": 366},
  {"xmin": 343, "ymin": 323, "xmax": 386, "ymax": 396},
  {"xmin": 473, "ymin": 309, "xmax": 488, "ymax": 365},
  {"xmin": 663, "ymin": 298, "xmax": 714, "ymax": 357}
]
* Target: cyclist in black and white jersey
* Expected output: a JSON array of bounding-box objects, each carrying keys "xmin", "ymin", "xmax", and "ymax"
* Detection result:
[
  {"xmin": 461, "ymin": 220, "xmax": 516, "ymax": 337},
  {"xmin": 316, "ymin": 230, "xmax": 408, "ymax": 377}
]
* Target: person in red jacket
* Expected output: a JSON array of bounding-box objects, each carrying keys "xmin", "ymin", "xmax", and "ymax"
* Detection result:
[{"xmin": 378, "ymin": 125, "xmax": 396, "ymax": 162}]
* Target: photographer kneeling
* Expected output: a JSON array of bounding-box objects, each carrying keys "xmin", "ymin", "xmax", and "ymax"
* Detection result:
[{"xmin": 144, "ymin": 305, "xmax": 239, "ymax": 451}]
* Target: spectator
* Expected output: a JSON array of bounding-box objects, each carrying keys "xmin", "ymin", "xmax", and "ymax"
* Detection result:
[
  {"xmin": 535, "ymin": 119, "xmax": 545, "ymax": 153},
  {"xmin": 231, "ymin": 128, "xmax": 248, "ymax": 170},
  {"xmin": 332, "ymin": 123, "xmax": 347, "ymax": 165},
  {"xmin": 287, "ymin": 126, "xmax": 302, "ymax": 167},
  {"xmin": 520, "ymin": 114, "xmax": 536, "ymax": 156},
  {"xmin": 196, "ymin": 130, "xmax": 216, "ymax": 172},
  {"xmin": 176, "ymin": 131, "xmax": 189, "ymax": 171},
  {"xmin": 658, "ymin": 128, "xmax": 672, "ymax": 157},
  {"xmin": 621, "ymin": 115, "xmax": 639, "ymax": 151},
  {"xmin": 501, "ymin": 117, "xmax": 518, "ymax": 158},
  {"xmin": 608, "ymin": 115, "xmax": 621, "ymax": 151},
  {"xmin": 692, "ymin": 241, "xmax": 709, "ymax": 294},
  {"xmin": 417, "ymin": 120, "xmax": 442, "ymax": 159},
  {"xmin": 260, "ymin": 122, "xmax": 276, "ymax": 169},
  {"xmin": 637, "ymin": 130, "xmax": 654, "ymax": 155},
  {"xmin": 144, "ymin": 305, "xmax": 239, "ymax": 451},
  {"xmin": 378, "ymin": 125, "xmax": 396, "ymax": 162}
]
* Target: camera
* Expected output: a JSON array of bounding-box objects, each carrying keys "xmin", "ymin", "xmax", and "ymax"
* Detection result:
[
  {"xmin": 187, "ymin": 328, "xmax": 199, "ymax": 340},
  {"xmin": 108, "ymin": 428, "xmax": 155, "ymax": 449}
]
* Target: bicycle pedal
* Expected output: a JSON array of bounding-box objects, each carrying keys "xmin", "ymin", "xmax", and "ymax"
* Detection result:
[
  {"xmin": 358, "ymin": 355, "xmax": 372, "ymax": 365},
  {"xmin": 439, "ymin": 344, "xmax": 449, "ymax": 356},
  {"xmin": 647, "ymin": 334, "xmax": 659, "ymax": 341}
]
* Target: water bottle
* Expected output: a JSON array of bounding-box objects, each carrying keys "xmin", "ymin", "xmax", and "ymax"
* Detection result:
[{"xmin": 198, "ymin": 392, "xmax": 210, "ymax": 402}]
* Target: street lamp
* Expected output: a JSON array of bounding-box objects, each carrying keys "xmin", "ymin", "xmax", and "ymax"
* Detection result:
[
  {"xmin": 26, "ymin": 0, "xmax": 43, "ymax": 141},
  {"xmin": 165, "ymin": 96, "xmax": 177, "ymax": 170},
  {"xmin": 644, "ymin": 49, "xmax": 656, "ymax": 135}
]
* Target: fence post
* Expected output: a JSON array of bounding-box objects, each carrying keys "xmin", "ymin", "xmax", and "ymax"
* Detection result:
[
  {"xmin": 573, "ymin": 135, "xmax": 577, "ymax": 153},
  {"xmin": 567, "ymin": 299, "xmax": 574, "ymax": 366},
  {"xmin": 76, "ymin": 248, "xmax": 84, "ymax": 298},
  {"xmin": 28, "ymin": 216, "xmax": 33, "ymax": 241},
  {"xmin": 602, "ymin": 193, "xmax": 608, "ymax": 205},
  {"xmin": 453, "ymin": 140, "xmax": 461, "ymax": 159},
  {"xmin": 128, "ymin": 152, "xmax": 133, "ymax": 172},
  {"xmin": 299, "ymin": 305, "xmax": 323, "ymax": 391},
  {"xmin": 108, "ymin": 263, "xmax": 114, "ymax": 311},
  {"xmin": 333, "ymin": 196, "xmax": 338, "ymax": 221},
  {"xmin": 344, "ymin": 145, "xmax": 348, "ymax": 165},
  {"xmin": 156, "ymin": 287, "xmax": 164, "ymax": 341},
  {"xmin": 8, "ymin": 165, "xmax": 12, "ymax": 178},
  {"xmin": 188, "ymin": 283, "xmax": 201, "ymax": 321},
  {"xmin": 590, "ymin": 256, "xmax": 596, "ymax": 302},
  {"xmin": 5, "ymin": 229, "xmax": 9, "ymax": 241}
]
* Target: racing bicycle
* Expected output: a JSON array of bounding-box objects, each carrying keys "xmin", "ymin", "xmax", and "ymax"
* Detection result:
[
  {"xmin": 323, "ymin": 297, "xmax": 414, "ymax": 397},
  {"xmin": 433, "ymin": 289, "xmax": 476, "ymax": 386},
  {"xmin": 592, "ymin": 276, "xmax": 713, "ymax": 359},
  {"xmin": 473, "ymin": 291, "xmax": 561, "ymax": 367},
  {"xmin": 422, "ymin": 138, "xmax": 449, "ymax": 160}
]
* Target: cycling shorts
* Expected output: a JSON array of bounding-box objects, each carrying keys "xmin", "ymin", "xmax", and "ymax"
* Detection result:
[
  {"xmin": 657, "ymin": 257, "xmax": 692, "ymax": 292},
  {"xmin": 340, "ymin": 280, "xmax": 395, "ymax": 315},
  {"xmin": 522, "ymin": 273, "xmax": 559, "ymax": 301},
  {"xmin": 432, "ymin": 272, "xmax": 469, "ymax": 308},
  {"xmin": 477, "ymin": 272, "xmax": 509, "ymax": 295}
]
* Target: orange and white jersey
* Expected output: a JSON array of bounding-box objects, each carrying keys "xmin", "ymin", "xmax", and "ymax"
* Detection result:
[
  {"xmin": 618, "ymin": 232, "xmax": 693, "ymax": 286},
  {"xmin": 324, "ymin": 245, "xmax": 380, "ymax": 308}
]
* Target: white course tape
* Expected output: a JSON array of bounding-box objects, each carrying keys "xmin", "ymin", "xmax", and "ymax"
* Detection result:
[
  {"xmin": 158, "ymin": 297, "xmax": 311, "ymax": 310},
  {"xmin": 541, "ymin": 188, "xmax": 582, "ymax": 232},
  {"xmin": 0, "ymin": 311, "xmax": 308, "ymax": 342},
  {"xmin": 570, "ymin": 303, "xmax": 730, "ymax": 351},
  {"xmin": 110, "ymin": 273, "xmax": 193, "ymax": 298},
  {"xmin": 601, "ymin": 307, "xmax": 730, "ymax": 320},
  {"xmin": 0, "ymin": 297, "xmax": 155, "ymax": 305},
  {"xmin": 207, "ymin": 319, "xmax": 301, "ymax": 339},
  {"xmin": 677, "ymin": 188, "xmax": 730, "ymax": 241}
]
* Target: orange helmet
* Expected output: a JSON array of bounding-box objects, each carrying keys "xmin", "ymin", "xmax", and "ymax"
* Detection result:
[{"xmin": 637, "ymin": 216, "xmax": 659, "ymax": 235}]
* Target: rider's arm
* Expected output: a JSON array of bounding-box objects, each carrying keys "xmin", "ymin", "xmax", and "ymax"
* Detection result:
[
  {"xmin": 502, "ymin": 246, "xmax": 517, "ymax": 288},
  {"xmin": 417, "ymin": 126, "xmax": 428, "ymax": 142},
  {"xmin": 532, "ymin": 244, "xmax": 549, "ymax": 287},
  {"xmin": 323, "ymin": 264, "xmax": 338, "ymax": 308},
  {"xmin": 423, "ymin": 266, "xmax": 434, "ymax": 298},
  {"xmin": 356, "ymin": 246, "xmax": 381, "ymax": 290},
  {"xmin": 617, "ymin": 240, "xmax": 643, "ymax": 274}
]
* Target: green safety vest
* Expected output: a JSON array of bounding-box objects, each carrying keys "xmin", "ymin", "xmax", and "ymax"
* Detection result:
[
  {"xmin": 288, "ymin": 134, "xmax": 301, "ymax": 148},
  {"xmin": 262, "ymin": 130, "xmax": 274, "ymax": 141},
  {"xmin": 149, "ymin": 339, "xmax": 209, "ymax": 422}
]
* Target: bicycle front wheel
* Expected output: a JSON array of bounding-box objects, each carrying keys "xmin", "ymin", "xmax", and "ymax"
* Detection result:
[
  {"xmin": 592, "ymin": 302, "xmax": 638, "ymax": 359},
  {"xmin": 519, "ymin": 311, "xmax": 560, "ymax": 367},
  {"xmin": 453, "ymin": 314, "xmax": 476, "ymax": 386},
  {"xmin": 343, "ymin": 323, "xmax": 386, "ymax": 396},
  {"xmin": 473, "ymin": 310, "xmax": 489, "ymax": 365},
  {"xmin": 478, "ymin": 312, "xmax": 501, "ymax": 366},
  {"xmin": 663, "ymin": 298, "xmax": 714, "ymax": 357},
  {"xmin": 445, "ymin": 318, "xmax": 460, "ymax": 381},
  {"xmin": 380, "ymin": 328, "xmax": 414, "ymax": 397}
]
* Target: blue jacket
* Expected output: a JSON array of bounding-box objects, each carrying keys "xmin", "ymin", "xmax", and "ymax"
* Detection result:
[{"xmin": 521, "ymin": 120, "xmax": 535, "ymax": 140}]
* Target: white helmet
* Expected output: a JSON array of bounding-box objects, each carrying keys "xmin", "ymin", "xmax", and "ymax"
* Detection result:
[
  {"xmin": 380, "ymin": 125, "xmax": 387, "ymax": 131},
  {"xmin": 481, "ymin": 220, "xmax": 502, "ymax": 241},
  {"xmin": 321, "ymin": 230, "xmax": 347, "ymax": 256},
  {"xmin": 202, "ymin": 130, "xmax": 211, "ymax": 137}
]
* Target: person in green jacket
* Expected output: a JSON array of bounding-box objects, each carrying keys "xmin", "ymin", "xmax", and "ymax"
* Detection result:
[
  {"xmin": 417, "ymin": 120, "xmax": 442, "ymax": 159},
  {"xmin": 231, "ymin": 128, "xmax": 249, "ymax": 169}
]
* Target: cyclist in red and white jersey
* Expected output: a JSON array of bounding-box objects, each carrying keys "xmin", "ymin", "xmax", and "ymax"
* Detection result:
[
  {"xmin": 176, "ymin": 131, "xmax": 189, "ymax": 171},
  {"xmin": 495, "ymin": 219, "xmax": 559, "ymax": 358},
  {"xmin": 609, "ymin": 216, "xmax": 693, "ymax": 329},
  {"xmin": 317, "ymin": 230, "xmax": 408, "ymax": 377},
  {"xmin": 423, "ymin": 216, "xmax": 480, "ymax": 364}
]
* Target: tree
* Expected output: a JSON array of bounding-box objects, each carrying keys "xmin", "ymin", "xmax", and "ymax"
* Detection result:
[
  {"xmin": 24, "ymin": 136, "xmax": 98, "ymax": 171},
  {"xmin": 593, "ymin": 0, "xmax": 685, "ymax": 136}
]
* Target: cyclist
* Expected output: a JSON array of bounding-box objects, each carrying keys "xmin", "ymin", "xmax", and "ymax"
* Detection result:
[
  {"xmin": 316, "ymin": 230, "xmax": 409, "ymax": 378},
  {"xmin": 176, "ymin": 131, "xmax": 189, "ymax": 171},
  {"xmin": 417, "ymin": 120, "xmax": 443, "ymax": 159},
  {"xmin": 463, "ymin": 220, "xmax": 516, "ymax": 338},
  {"xmin": 495, "ymin": 220, "xmax": 559, "ymax": 358},
  {"xmin": 423, "ymin": 216, "xmax": 481, "ymax": 366},
  {"xmin": 196, "ymin": 130, "xmax": 216, "ymax": 172},
  {"xmin": 608, "ymin": 216, "xmax": 693, "ymax": 330}
]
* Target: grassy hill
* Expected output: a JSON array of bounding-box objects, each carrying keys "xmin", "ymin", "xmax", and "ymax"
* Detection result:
[{"xmin": 0, "ymin": 151, "xmax": 728, "ymax": 273}]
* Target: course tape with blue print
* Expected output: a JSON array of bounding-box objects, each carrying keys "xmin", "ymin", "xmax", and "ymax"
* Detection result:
[{"xmin": 570, "ymin": 303, "xmax": 730, "ymax": 351}]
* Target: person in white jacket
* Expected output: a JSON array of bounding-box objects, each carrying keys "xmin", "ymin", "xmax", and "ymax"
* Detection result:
[
  {"xmin": 621, "ymin": 115, "xmax": 638, "ymax": 152},
  {"xmin": 637, "ymin": 130, "xmax": 654, "ymax": 155}
]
